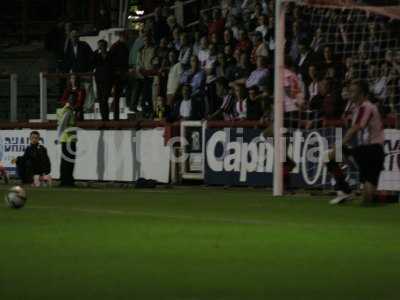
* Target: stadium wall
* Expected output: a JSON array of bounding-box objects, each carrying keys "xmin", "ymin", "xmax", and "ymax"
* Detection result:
[
  {"xmin": 0, "ymin": 128, "xmax": 170, "ymax": 183},
  {"xmin": 200, "ymin": 127, "xmax": 400, "ymax": 191},
  {"xmin": 181, "ymin": 122, "xmax": 400, "ymax": 191},
  {"xmin": 0, "ymin": 123, "xmax": 399, "ymax": 191}
]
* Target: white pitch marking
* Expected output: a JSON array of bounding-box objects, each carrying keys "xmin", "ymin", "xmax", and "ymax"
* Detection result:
[{"xmin": 28, "ymin": 205, "xmax": 284, "ymax": 226}]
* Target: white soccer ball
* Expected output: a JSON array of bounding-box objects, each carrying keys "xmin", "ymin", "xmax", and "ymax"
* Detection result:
[{"xmin": 5, "ymin": 186, "xmax": 27, "ymax": 209}]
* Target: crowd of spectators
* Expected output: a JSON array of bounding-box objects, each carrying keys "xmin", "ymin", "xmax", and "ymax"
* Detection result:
[{"xmin": 48, "ymin": 0, "xmax": 400, "ymax": 125}]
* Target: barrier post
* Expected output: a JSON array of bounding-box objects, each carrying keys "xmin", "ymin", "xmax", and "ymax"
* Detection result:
[
  {"xmin": 39, "ymin": 72, "xmax": 47, "ymax": 122},
  {"xmin": 9, "ymin": 73, "xmax": 18, "ymax": 122}
]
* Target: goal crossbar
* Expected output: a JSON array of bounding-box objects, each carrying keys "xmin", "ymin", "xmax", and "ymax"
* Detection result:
[{"xmin": 301, "ymin": 0, "xmax": 400, "ymax": 20}]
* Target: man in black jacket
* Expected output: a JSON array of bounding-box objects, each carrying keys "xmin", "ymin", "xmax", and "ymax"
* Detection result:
[
  {"xmin": 94, "ymin": 39, "xmax": 112, "ymax": 121},
  {"xmin": 63, "ymin": 29, "xmax": 94, "ymax": 73},
  {"xmin": 109, "ymin": 31, "xmax": 129, "ymax": 120},
  {"xmin": 16, "ymin": 131, "xmax": 51, "ymax": 185}
]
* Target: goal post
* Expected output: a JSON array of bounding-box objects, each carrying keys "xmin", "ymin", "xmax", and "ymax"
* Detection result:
[{"xmin": 273, "ymin": 0, "xmax": 287, "ymax": 196}]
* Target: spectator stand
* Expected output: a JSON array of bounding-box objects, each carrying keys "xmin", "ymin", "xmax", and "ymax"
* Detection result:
[{"xmin": 78, "ymin": 0, "xmax": 203, "ymax": 52}]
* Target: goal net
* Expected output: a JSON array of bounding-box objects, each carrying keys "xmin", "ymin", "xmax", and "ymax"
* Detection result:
[{"xmin": 274, "ymin": 0, "xmax": 400, "ymax": 195}]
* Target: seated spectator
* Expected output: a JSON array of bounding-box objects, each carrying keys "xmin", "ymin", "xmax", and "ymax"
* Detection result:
[
  {"xmin": 296, "ymin": 39, "xmax": 313, "ymax": 84},
  {"xmin": 204, "ymin": 44, "xmax": 219, "ymax": 113},
  {"xmin": 223, "ymin": 29, "xmax": 237, "ymax": 49},
  {"xmin": 208, "ymin": 9, "xmax": 225, "ymax": 39},
  {"xmin": 385, "ymin": 49, "xmax": 394, "ymax": 64},
  {"xmin": 197, "ymin": 36, "xmax": 210, "ymax": 68},
  {"xmin": 228, "ymin": 15, "xmax": 241, "ymax": 41},
  {"xmin": 232, "ymin": 48, "xmax": 242, "ymax": 65},
  {"xmin": 225, "ymin": 0, "xmax": 235, "ymax": 16},
  {"xmin": 210, "ymin": 32, "xmax": 222, "ymax": 51},
  {"xmin": 250, "ymin": 31, "xmax": 268, "ymax": 65},
  {"xmin": 284, "ymin": 58, "xmax": 305, "ymax": 127},
  {"xmin": 255, "ymin": 15, "xmax": 268, "ymax": 39},
  {"xmin": 310, "ymin": 28, "xmax": 325, "ymax": 55},
  {"xmin": 215, "ymin": 53, "xmax": 229, "ymax": 78},
  {"xmin": 233, "ymin": 84, "xmax": 248, "ymax": 120},
  {"xmin": 192, "ymin": 31, "xmax": 201, "ymax": 57},
  {"xmin": 288, "ymin": 21, "xmax": 307, "ymax": 63},
  {"xmin": 179, "ymin": 85, "xmax": 192, "ymax": 120},
  {"xmin": 265, "ymin": 15, "xmax": 275, "ymax": 52},
  {"xmin": 180, "ymin": 84, "xmax": 207, "ymax": 120},
  {"xmin": 224, "ymin": 44, "xmax": 236, "ymax": 66},
  {"xmin": 307, "ymin": 64, "xmax": 321, "ymax": 101},
  {"xmin": 178, "ymin": 32, "xmax": 193, "ymax": 68},
  {"xmin": 236, "ymin": 29, "xmax": 252, "ymax": 54},
  {"xmin": 171, "ymin": 27, "xmax": 182, "ymax": 51},
  {"xmin": 246, "ymin": 56, "xmax": 270, "ymax": 90},
  {"xmin": 247, "ymin": 86, "xmax": 263, "ymax": 120},
  {"xmin": 320, "ymin": 78, "xmax": 345, "ymax": 120},
  {"xmin": 369, "ymin": 62, "xmax": 392, "ymax": 102},
  {"xmin": 60, "ymin": 74, "xmax": 86, "ymax": 121},
  {"xmin": 154, "ymin": 96, "xmax": 165, "ymax": 120},
  {"xmin": 180, "ymin": 55, "xmax": 206, "ymax": 97},
  {"xmin": 204, "ymin": 44, "xmax": 218, "ymax": 83},
  {"xmin": 227, "ymin": 51, "xmax": 252, "ymax": 84},
  {"xmin": 310, "ymin": 78, "xmax": 344, "ymax": 120},
  {"xmin": 209, "ymin": 77, "xmax": 236, "ymax": 121},
  {"xmin": 150, "ymin": 55, "xmax": 164, "ymax": 116},
  {"xmin": 320, "ymin": 46, "xmax": 342, "ymax": 78},
  {"xmin": 343, "ymin": 56, "xmax": 354, "ymax": 85},
  {"xmin": 156, "ymin": 37, "xmax": 170, "ymax": 68},
  {"xmin": 16, "ymin": 131, "xmax": 51, "ymax": 185},
  {"xmin": 355, "ymin": 42, "xmax": 370, "ymax": 79}
]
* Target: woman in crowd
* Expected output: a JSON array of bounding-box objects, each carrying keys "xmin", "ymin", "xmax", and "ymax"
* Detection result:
[{"xmin": 60, "ymin": 74, "xmax": 86, "ymax": 121}]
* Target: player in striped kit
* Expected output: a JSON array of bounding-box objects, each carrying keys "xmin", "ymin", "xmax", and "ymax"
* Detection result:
[{"xmin": 327, "ymin": 80, "xmax": 385, "ymax": 205}]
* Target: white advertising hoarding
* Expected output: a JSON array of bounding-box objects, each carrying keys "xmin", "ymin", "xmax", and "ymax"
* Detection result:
[{"xmin": 0, "ymin": 128, "xmax": 170, "ymax": 183}]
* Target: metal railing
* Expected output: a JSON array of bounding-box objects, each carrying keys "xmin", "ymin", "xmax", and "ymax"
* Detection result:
[{"xmin": 0, "ymin": 73, "xmax": 18, "ymax": 122}]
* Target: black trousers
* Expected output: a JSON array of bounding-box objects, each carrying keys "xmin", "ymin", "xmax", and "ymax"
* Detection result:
[
  {"xmin": 96, "ymin": 80, "xmax": 111, "ymax": 121},
  {"xmin": 16, "ymin": 158, "xmax": 42, "ymax": 184},
  {"xmin": 60, "ymin": 142, "xmax": 76, "ymax": 186}
]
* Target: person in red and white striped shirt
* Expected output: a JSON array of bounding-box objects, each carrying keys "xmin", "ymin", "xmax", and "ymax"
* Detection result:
[{"xmin": 328, "ymin": 80, "xmax": 385, "ymax": 205}]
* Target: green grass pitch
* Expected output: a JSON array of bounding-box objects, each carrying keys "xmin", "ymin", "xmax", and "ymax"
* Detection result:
[{"xmin": 0, "ymin": 187, "xmax": 399, "ymax": 300}]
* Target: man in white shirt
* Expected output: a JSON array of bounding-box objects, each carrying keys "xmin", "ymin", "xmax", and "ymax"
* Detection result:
[
  {"xmin": 166, "ymin": 50, "xmax": 182, "ymax": 105},
  {"xmin": 179, "ymin": 85, "xmax": 192, "ymax": 120},
  {"xmin": 197, "ymin": 36, "xmax": 210, "ymax": 69}
]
